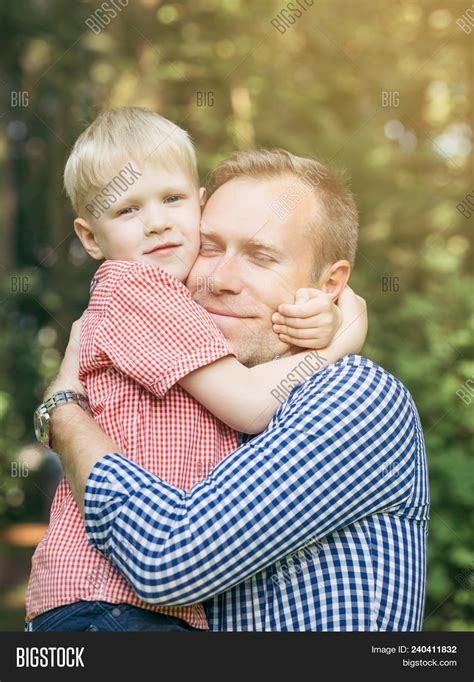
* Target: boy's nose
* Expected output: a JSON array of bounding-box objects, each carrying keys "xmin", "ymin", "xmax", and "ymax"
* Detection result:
[{"xmin": 144, "ymin": 211, "xmax": 171, "ymax": 236}]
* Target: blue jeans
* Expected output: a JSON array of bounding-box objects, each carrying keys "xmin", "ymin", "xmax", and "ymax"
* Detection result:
[{"xmin": 25, "ymin": 601, "xmax": 200, "ymax": 632}]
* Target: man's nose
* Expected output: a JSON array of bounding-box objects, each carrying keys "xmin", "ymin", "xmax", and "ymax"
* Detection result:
[{"xmin": 210, "ymin": 257, "xmax": 243, "ymax": 295}]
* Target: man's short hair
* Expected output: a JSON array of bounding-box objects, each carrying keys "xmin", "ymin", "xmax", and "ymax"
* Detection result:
[
  {"xmin": 209, "ymin": 148, "xmax": 358, "ymax": 279},
  {"xmin": 64, "ymin": 107, "xmax": 198, "ymax": 215}
]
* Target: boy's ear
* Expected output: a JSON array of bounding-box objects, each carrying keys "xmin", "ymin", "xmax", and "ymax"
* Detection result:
[
  {"xmin": 74, "ymin": 218, "xmax": 104, "ymax": 260},
  {"xmin": 319, "ymin": 260, "xmax": 351, "ymax": 302},
  {"xmin": 199, "ymin": 187, "xmax": 207, "ymax": 207}
]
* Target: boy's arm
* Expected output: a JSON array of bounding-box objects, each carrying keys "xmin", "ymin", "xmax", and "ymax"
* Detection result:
[
  {"xmin": 44, "ymin": 283, "xmax": 364, "ymax": 513},
  {"xmin": 181, "ymin": 348, "xmax": 334, "ymax": 433},
  {"xmin": 98, "ymin": 264, "xmax": 365, "ymax": 434},
  {"xmin": 180, "ymin": 288, "xmax": 367, "ymax": 433}
]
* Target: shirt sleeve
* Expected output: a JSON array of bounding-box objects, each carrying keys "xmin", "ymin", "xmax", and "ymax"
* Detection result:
[
  {"xmin": 94, "ymin": 263, "xmax": 233, "ymax": 396},
  {"xmin": 84, "ymin": 361, "xmax": 420, "ymax": 606}
]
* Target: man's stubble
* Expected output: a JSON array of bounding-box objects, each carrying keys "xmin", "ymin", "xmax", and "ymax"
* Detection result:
[{"xmin": 224, "ymin": 324, "xmax": 290, "ymax": 368}]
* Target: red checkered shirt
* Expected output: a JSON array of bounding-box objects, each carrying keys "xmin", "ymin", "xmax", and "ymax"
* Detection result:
[{"xmin": 26, "ymin": 260, "xmax": 238, "ymax": 629}]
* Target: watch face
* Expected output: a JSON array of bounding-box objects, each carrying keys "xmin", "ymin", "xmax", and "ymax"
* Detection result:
[
  {"xmin": 34, "ymin": 409, "xmax": 47, "ymax": 447},
  {"xmin": 33, "ymin": 409, "xmax": 42, "ymax": 443}
]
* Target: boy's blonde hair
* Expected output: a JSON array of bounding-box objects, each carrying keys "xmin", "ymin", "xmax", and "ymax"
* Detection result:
[
  {"xmin": 209, "ymin": 149, "xmax": 358, "ymax": 278},
  {"xmin": 64, "ymin": 107, "xmax": 198, "ymax": 215}
]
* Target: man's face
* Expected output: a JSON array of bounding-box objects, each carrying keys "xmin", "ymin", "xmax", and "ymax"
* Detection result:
[{"xmin": 187, "ymin": 176, "xmax": 318, "ymax": 366}]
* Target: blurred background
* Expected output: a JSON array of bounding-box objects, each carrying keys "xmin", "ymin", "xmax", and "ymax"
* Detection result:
[{"xmin": 0, "ymin": 0, "xmax": 472, "ymax": 631}]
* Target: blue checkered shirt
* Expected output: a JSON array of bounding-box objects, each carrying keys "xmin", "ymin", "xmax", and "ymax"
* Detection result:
[{"xmin": 84, "ymin": 355, "xmax": 429, "ymax": 631}]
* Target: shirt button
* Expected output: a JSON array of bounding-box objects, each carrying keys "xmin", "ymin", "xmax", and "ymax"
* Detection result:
[
  {"xmin": 112, "ymin": 608, "xmax": 121, "ymax": 618},
  {"xmin": 87, "ymin": 625, "xmax": 98, "ymax": 632}
]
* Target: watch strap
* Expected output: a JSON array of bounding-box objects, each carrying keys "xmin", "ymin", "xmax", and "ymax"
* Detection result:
[{"xmin": 43, "ymin": 390, "xmax": 90, "ymax": 414}]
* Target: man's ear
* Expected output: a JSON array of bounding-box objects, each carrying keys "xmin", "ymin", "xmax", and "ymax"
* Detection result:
[
  {"xmin": 319, "ymin": 260, "xmax": 351, "ymax": 302},
  {"xmin": 74, "ymin": 218, "xmax": 104, "ymax": 260},
  {"xmin": 199, "ymin": 187, "xmax": 207, "ymax": 207}
]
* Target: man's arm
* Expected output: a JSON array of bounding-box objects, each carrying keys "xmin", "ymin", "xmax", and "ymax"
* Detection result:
[
  {"xmin": 80, "ymin": 361, "xmax": 418, "ymax": 606},
  {"xmin": 43, "ymin": 318, "xmax": 121, "ymax": 513},
  {"xmin": 50, "ymin": 404, "xmax": 118, "ymax": 514}
]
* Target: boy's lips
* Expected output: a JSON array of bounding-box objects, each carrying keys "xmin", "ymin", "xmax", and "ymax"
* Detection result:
[{"xmin": 144, "ymin": 242, "xmax": 181, "ymax": 256}]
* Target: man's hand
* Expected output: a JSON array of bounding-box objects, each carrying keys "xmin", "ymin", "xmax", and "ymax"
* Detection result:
[
  {"xmin": 45, "ymin": 318, "xmax": 84, "ymax": 400},
  {"xmin": 43, "ymin": 317, "xmax": 119, "ymax": 513}
]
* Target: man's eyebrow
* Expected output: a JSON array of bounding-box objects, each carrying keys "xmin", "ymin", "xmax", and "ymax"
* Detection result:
[
  {"xmin": 244, "ymin": 239, "xmax": 285, "ymax": 257},
  {"xmin": 200, "ymin": 226, "xmax": 223, "ymax": 240}
]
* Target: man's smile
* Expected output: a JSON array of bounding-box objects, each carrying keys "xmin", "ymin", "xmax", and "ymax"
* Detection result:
[{"xmin": 204, "ymin": 306, "xmax": 257, "ymax": 319}]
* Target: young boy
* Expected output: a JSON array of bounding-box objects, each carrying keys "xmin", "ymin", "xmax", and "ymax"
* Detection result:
[{"xmin": 26, "ymin": 108, "xmax": 366, "ymax": 632}]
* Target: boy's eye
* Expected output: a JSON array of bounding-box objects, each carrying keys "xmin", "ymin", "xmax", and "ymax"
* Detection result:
[
  {"xmin": 164, "ymin": 195, "xmax": 183, "ymax": 204},
  {"xmin": 117, "ymin": 206, "xmax": 135, "ymax": 216}
]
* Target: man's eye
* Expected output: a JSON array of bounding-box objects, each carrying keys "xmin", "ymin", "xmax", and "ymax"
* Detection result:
[
  {"xmin": 164, "ymin": 195, "xmax": 183, "ymax": 204},
  {"xmin": 199, "ymin": 244, "xmax": 220, "ymax": 255},
  {"xmin": 253, "ymin": 252, "xmax": 274, "ymax": 263}
]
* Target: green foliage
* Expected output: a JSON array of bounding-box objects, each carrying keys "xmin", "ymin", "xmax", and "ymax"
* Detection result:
[{"xmin": 0, "ymin": 0, "xmax": 472, "ymax": 631}]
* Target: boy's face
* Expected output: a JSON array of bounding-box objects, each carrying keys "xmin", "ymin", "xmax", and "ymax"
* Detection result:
[{"xmin": 75, "ymin": 160, "xmax": 204, "ymax": 282}]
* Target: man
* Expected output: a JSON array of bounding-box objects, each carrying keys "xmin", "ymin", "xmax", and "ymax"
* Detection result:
[{"xmin": 38, "ymin": 149, "xmax": 429, "ymax": 631}]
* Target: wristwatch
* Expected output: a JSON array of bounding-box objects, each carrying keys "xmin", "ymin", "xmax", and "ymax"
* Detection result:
[{"xmin": 34, "ymin": 390, "xmax": 91, "ymax": 450}]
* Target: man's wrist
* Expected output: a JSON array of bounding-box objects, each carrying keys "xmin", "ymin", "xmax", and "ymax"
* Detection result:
[
  {"xmin": 49, "ymin": 402, "xmax": 87, "ymax": 453},
  {"xmin": 44, "ymin": 379, "xmax": 85, "ymax": 403}
]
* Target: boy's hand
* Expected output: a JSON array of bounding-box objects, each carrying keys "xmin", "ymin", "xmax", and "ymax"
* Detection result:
[
  {"xmin": 325, "ymin": 286, "xmax": 368, "ymax": 357},
  {"xmin": 271, "ymin": 288, "xmax": 342, "ymax": 350}
]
